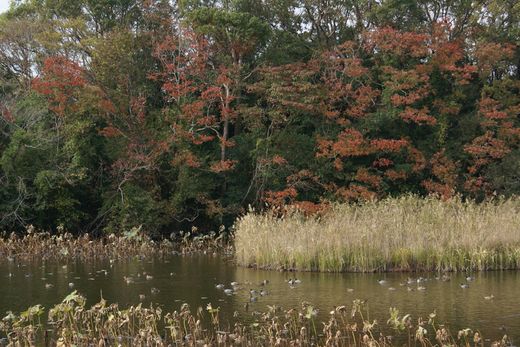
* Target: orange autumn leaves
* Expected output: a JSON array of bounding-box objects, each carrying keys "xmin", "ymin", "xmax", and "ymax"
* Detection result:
[
  {"xmin": 31, "ymin": 24, "xmax": 519, "ymax": 215},
  {"xmin": 32, "ymin": 57, "xmax": 88, "ymax": 117},
  {"xmin": 257, "ymin": 25, "xmax": 519, "ymax": 209}
]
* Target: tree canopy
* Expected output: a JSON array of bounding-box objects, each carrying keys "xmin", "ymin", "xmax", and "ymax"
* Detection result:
[{"xmin": 0, "ymin": 0, "xmax": 519, "ymax": 235}]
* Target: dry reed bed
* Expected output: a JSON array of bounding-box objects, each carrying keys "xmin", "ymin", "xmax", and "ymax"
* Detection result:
[
  {"xmin": 0, "ymin": 227, "xmax": 227, "ymax": 262},
  {"xmin": 235, "ymin": 196, "xmax": 520, "ymax": 272},
  {"xmin": 0, "ymin": 291, "xmax": 506, "ymax": 347}
]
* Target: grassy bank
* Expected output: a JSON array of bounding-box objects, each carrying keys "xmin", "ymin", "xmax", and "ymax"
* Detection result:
[
  {"xmin": 235, "ymin": 196, "xmax": 520, "ymax": 272},
  {"xmin": 0, "ymin": 291, "xmax": 505, "ymax": 347},
  {"xmin": 0, "ymin": 227, "xmax": 228, "ymax": 262}
]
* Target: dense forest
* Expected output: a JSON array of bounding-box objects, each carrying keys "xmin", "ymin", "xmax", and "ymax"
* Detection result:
[{"xmin": 0, "ymin": 0, "xmax": 518, "ymax": 235}]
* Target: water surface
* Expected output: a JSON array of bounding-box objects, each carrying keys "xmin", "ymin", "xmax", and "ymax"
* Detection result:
[{"xmin": 0, "ymin": 255, "xmax": 519, "ymax": 341}]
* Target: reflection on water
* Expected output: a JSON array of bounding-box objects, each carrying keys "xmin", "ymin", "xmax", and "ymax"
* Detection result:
[{"xmin": 1, "ymin": 255, "xmax": 519, "ymax": 340}]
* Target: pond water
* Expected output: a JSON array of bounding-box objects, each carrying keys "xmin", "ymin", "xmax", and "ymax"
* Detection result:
[{"xmin": 1, "ymin": 255, "xmax": 519, "ymax": 342}]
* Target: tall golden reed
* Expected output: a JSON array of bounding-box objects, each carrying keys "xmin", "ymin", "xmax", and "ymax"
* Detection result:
[{"xmin": 235, "ymin": 195, "xmax": 520, "ymax": 272}]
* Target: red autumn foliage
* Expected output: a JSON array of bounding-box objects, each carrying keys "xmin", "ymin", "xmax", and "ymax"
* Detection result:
[
  {"xmin": 99, "ymin": 125, "xmax": 121, "ymax": 138},
  {"xmin": 355, "ymin": 168, "xmax": 382, "ymax": 188},
  {"xmin": 400, "ymin": 107, "xmax": 436, "ymax": 126},
  {"xmin": 272, "ymin": 155, "xmax": 288, "ymax": 165},
  {"xmin": 372, "ymin": 158, "xmax": 393, "ymax": 168},
  {"xmin": 474, "ymin": 42, "xmax": 515, "ymax": 77},
  {"xmin": 384, "ymin": 170, "xmax": 408, "ymax": 181},
  {"xmin": 264, "ymin": 187, "xmax": 298, "ymax": 207},
  {"xmin": 210, "ymin": 159, "xmax": 238, "ymax": 173},
  {"xmin": 364, "ymin": 27, "xmax": 428, "ymax": 58},
  {"xmin": 337, "ymin": 184, "xmax": 377, "ymax": 202},
  {"xmin": 465, "ymin": 131, "xmax": 510, "ymax": 161},
  {"xmin": 32, "ymin": 56, "xmax": 87, "ymax": 117},
  {"xmin": 422, "ymin": 150, "xmax": 458, "ymax": 199},
  {"xmin": 291, "ymin": 200, "xmax": 329, "ymax": 216},
  {"xmin": 0, "ymin": 104, "xmax": 14, "ymax": 123},
  {"xmin": 370, "ymin": 138, "xmax": 409, "ymax": 152}
]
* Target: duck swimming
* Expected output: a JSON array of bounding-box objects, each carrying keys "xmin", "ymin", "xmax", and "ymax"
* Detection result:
[{"xmin": 288, "ymin": 278, "xmax": 301, "ymax": 285}]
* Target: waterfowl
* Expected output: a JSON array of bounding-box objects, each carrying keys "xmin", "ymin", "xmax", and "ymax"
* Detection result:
[
  {"xmin": 68, "ymin": 282, "xmax": 74, "ymax": 288},
  {"xmin": 377, "ymin": 279, "xmax": 387, "ymax": 285},
  {"xmin": 223, "ymin": 288, "xmax": 233, "ymax": 295},
  {"xmin": 460, "ymin": 283, "xmax": 469, "ymax": 289},
  {"xmin": 249, "ymin": 295, "xmax": 258, "ymax": 302},
  {"xmin": 215, "ymin": 284, "xmax": 225, "ymax": 289},
  {"xmin": 407, "ymin": 287, "xmax": 415, "ymax": 291},
  {"xmin": 230, "ymin": 281, "xmax": 239, "ymax": 287},
  {"xmin": 484, "ymin": 294, "xmax": 494, "ymax": 300},
  {"xmin": 260, "ymin": 280, "xmax": 269, "ymax": 286},
  {"xmin": 388, "ymin": 287, "xmax": 396, "ymax": 291},
  {"xmin": 139, "ymin": 294, "xmax": 146, "ymax": 301},
  {"xmin": 146, "ymin": 274, "xmax": 153, "ymax": 280},
  {"xmin": 45, "ymin": 283, "xmax": 54, "ymax": 289},
  {"xmin": 249, "ymin": 289, "xmax": 257, "ymax": 295},
  {"xmin": 288, "ymin": 278, "xmax": 301, "ymax": 285},
  {"xmin": 260, "ymin": 289, "xmax": 268, "ymax": 296},
  {"xmin": 417, "ymin": 286, "xmax": 426, "ymax": 291},
  {"xmin": 346, "ymin": 288, "xmax": 354, "ymax": 292},
  {"xmin": 466, "ymin": 276, "xmax": 475, "ymax": 282},
  {"xmin": 124, "ymin": 276, "xmax": 134, "ymax": 284}
]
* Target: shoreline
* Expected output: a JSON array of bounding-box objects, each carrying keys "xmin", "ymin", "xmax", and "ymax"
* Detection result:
[
  {"xmin": 0, "ymin": 292, "xmax": 509, "ymax": 347},
  {"xmin": 235, "ymin": 196, "xmax": 520, "ymax": 273}
]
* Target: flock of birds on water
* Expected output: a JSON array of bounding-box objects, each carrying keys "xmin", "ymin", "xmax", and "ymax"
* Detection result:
[
  {"xmin": 4, "ymin": 257, "xmax": 496, "ymax": 307},
  {"xmin": 210, "ymin": 273, "xmax": 496, "ymax": 309}
]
